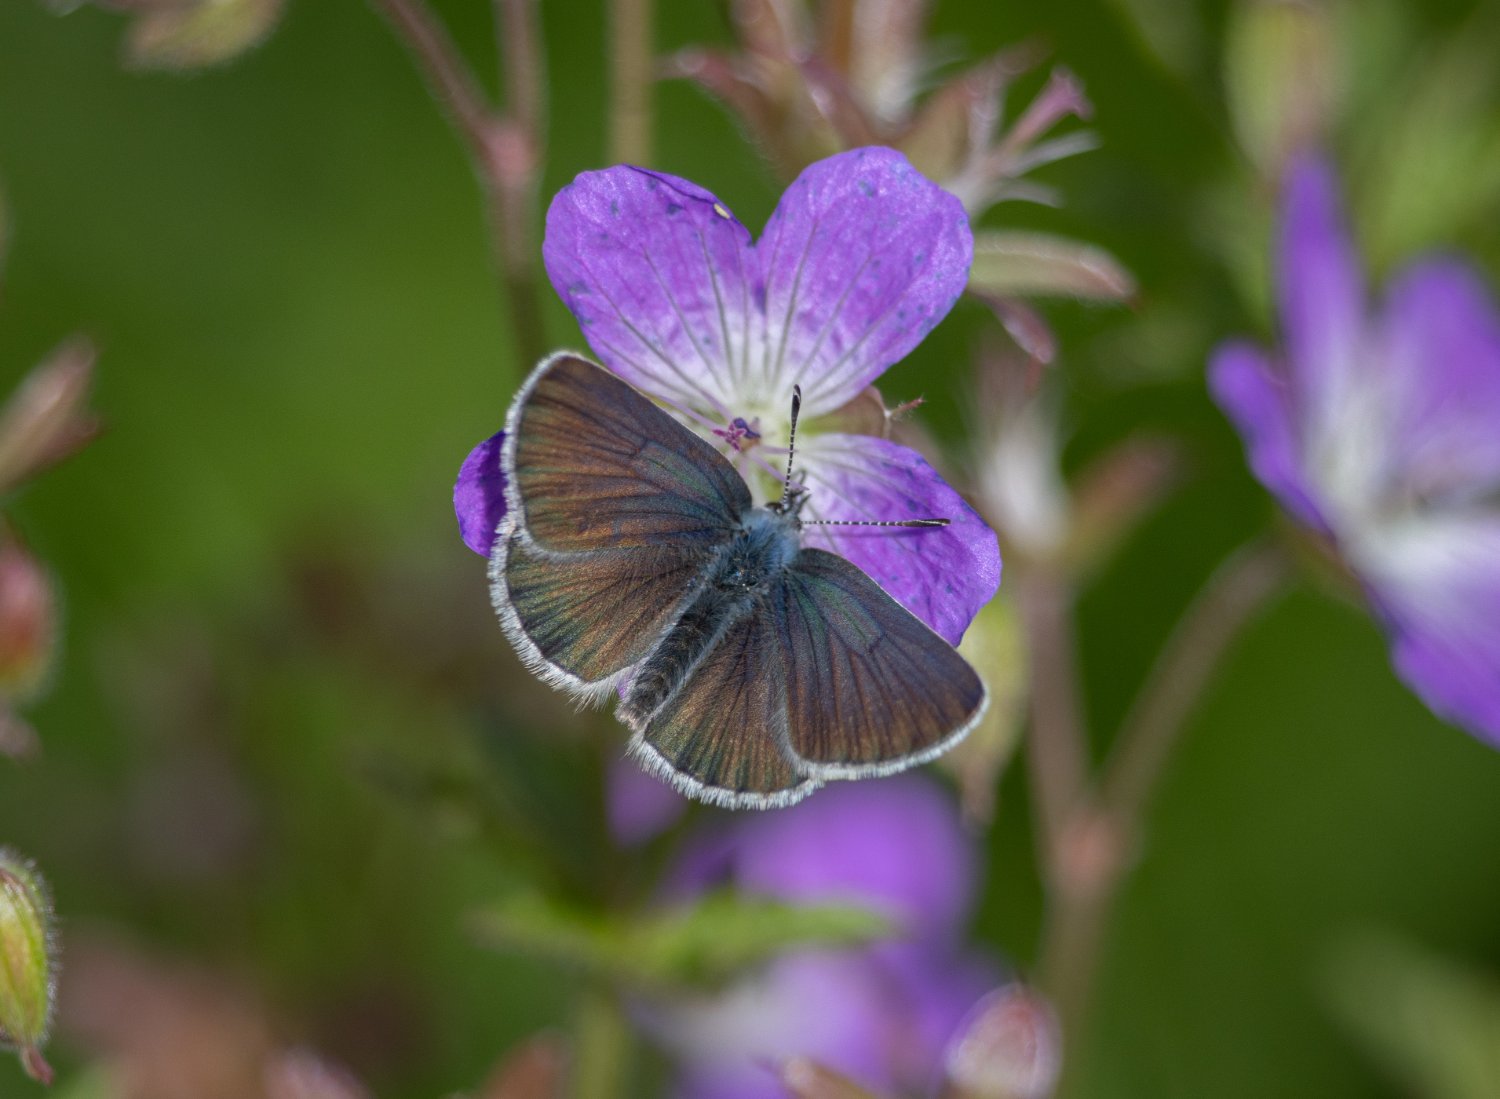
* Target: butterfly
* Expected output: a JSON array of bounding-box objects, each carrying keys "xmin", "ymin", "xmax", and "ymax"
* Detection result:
[{"xmin": 489, "ymin": 352, "xmax": 988, "ymax": 809}]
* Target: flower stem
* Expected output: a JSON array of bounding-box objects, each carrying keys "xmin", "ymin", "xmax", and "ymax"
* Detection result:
[
  {"xmin": 572, "ymin": 986, "xmax": 630, "ymax": 1099},
  {"xmin": 1017, "ymin": 566, "xmax": 1092, "ymax": 889},
  {"xmin": 369, "ymin": 0, "xmax": 548, "ymax": 367},
  {"xmin": 608, "ymin": 0, "xmax": 655, "ymax": 164},
  {"xmin": 1099, "ymin": 539, "xmax": 1289, "ymax": 829},
  {"xmin": 1037, "ymin": 538, "xmax": 1289, "ymax": 1083}
]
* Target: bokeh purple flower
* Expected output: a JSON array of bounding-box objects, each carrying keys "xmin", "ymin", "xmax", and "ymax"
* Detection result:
[
  {"xmin": 638, "ymin": 776, "xmax": 1000, "ymax": 1099},
  {"xmin": 455, "ymin": 147, "xmax": 1000, "ymax": 644},
  {"xmin": 1211, "ymin": 156, "xmax": 1500, "ymax": 746}
]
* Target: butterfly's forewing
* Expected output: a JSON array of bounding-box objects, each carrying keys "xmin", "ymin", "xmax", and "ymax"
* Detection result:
[
  {"xmin": 632, "ymin": 610, "xmax": 820, "ymax": 808},
  {"xmin": 773, "ymin": 549, "xmax": 987, "ymax": 777},
  {"xmin": 508, "ymin": 354, "xmax": 751, "ymax": 552},
  {"xmin": 494, "ymin": 354, "xmax": 751, "ymax": 698}
]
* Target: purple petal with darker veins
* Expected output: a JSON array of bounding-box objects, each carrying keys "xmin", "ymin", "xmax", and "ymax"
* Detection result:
[
  {"xmin": 544, "ymin": 165, "xmax": 755, "ymax": 415},
  {"xmin": 731, "ymin": 776, "xmax": 977, "ymax": 941},
  {"xmin": 543, "ymin": 150, "xmax": 973, "ymax": 424},
  {"xmin": 1208, "ymin": 341, "xmax": 1330, "ymax": 533},
  {"xmin": 454, "ymin": 430, "xmax": 507, "ymax": 556},
  {"xmin": 1279, "ymin": 156, "xmax": 1366, "ymax": 435},
  {"xmin": 761, "ymin": 148, "xmax": 972, "ymax": 416},
  {"xmin": 797, "ymin": 433, "xmax": 1000, "ymax": 645},
  {"xmin": 1378, "ymin": 259, "xmax": 1500, "ymax": 495}
]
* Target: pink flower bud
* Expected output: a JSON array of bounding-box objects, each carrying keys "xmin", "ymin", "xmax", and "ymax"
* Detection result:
[{"xmin": 943, "ymin": 985, "xmax": 1062, "ymax": 1099}]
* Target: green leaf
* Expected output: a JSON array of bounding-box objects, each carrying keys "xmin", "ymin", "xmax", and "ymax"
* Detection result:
[
  {"xmin": 1324, "ymin": 931, "xmax": 1500, "ymax": 1099},
  {"xmin": 969, "ymin": 231, "xmax": 1136, "ymax": 303},
  {"xmin": 469, "ymin": 890, "xmax": 891, "ymax": 990},
  {"xmin": 1344, "ymin": 3, "xmax": 1500, "ymax": 271}
]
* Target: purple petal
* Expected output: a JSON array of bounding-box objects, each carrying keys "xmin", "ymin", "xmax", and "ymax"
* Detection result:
[
  {"xmin": 730, "ymin": 776, "xmax": 977, "ymax": 941},
  {"xmin": 1366, "ymin": 517, "xmax": 1500, "ymax": 747},
  {"xmin": 758, "ymin": 148, "xmax": 972, "ymax": 416},
  {"xmin": 543, "ymin": 166, "xmax": 755, "ymax": 415},
  {"xmin": 657, "ymin": 827, "xmax": 740, "ymax": 904},
  {"xmin": 663, "ymin": 951, "xmax": 899, "ymax": 1099},
  {"xmin": 454, "ymin": 430, "xmax": 507, "ymax": 556},
  {"xmin": 1279, "ymin": 156, "xmax": 1367, "ymax": 435},
  {"xmin": 875, "ymin": 942, "xmax": 1004, "ymax": 1092},
  {"xmin": 797, "ymin": 433, "xmax": 1000, "ymax": 645},
  {"xmin": 606, "ymin": 754, "xmax": 686, "ymax": 846},
  {"xmin": 1378, "ymin": 259, "xmax": 1500, "ymax": 496},
  {"xmin": 1208, "ymin": 342, "xmax": 1330, "ymax": 532}
]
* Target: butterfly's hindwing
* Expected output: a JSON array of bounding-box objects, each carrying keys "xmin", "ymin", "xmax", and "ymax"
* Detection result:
[
  {"xmin": 632, "ymin": 606, "xmax": 819, "ymax": 809},
  {"xmin": 497, "ymin": 532, "xmax": 715, "ymax": 690},
  {"xmin": 773, "ymin": 549, "xmax": 987, "ymax": 777}
]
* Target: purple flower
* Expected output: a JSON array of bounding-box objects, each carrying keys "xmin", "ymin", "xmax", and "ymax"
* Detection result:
[
  {"xmin": 641, "ymin": 777, "xmax": 1000, "ymax": 1099},
  {"xmin": 455, "ymin": 147, "xmax": 1000, "ymax": 644},
  {"xmin": 1211, "ymin": 156, "xmax": 1500, "ymax": 746}
]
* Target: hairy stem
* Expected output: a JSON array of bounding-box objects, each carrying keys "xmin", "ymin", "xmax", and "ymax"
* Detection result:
[
  {"xmin": 1018, "ymin": 567, "xmax": 1091, "ymax": 889},
  {"xmin": 370, "ymin": 0, "xmax": 547, "ymax": 366},
  {"xmin": 1100, "ymin": 539, "xmax": 1289, "ymax": 827},
  {"xmin": 371, "ymin": 0, "xmax": 493, "ymax": 159},
  {"xmin": 1039, "ymin": 538, "xmax": 1289, "ymax": 1082}
]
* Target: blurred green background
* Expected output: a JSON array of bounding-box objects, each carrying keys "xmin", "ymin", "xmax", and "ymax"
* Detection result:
[{"xmin": 2, "ymin": 1, "xmax": 1500, "ymax": 1096}]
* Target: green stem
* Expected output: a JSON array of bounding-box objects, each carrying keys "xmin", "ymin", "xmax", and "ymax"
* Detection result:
[
  {"xmin": 608, "ymin": 0, "xmax": 655, "ymax": 164},
  {"xmin": 572, "ymin": 987, "xmax": 630, "ymax": 1099}
]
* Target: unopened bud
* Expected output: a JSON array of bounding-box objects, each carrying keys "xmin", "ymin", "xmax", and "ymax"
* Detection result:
[
  {"xmin": 265, "ymin": 1048, "xmax": 371, "ymax": 1099},
  {"xmin": 0, "ymin": 337, "xmax": 98, "ymax": 498},
  {"xmin": 1225, "ymin": 0, "xmax": 1338, "ymax": 179},
  {"xmin": 942, "ymin": 985, "xmax": 1061, "ymax": 1099},
  {"xmin": 0, "ymin": 530, "xmax": 59, "ymax": 704},
  {"xmin": 0, "ymin": 849, "xmax": 58, "ymax": 1085},
  {"xmin": 125, "ymin": 0, "xmax": 287, "ymax": 70}
]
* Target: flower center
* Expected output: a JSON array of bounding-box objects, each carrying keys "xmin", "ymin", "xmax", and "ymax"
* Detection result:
[{"xmin": 712, "ymin": 416, "xmax": 762, "ymax": 452}]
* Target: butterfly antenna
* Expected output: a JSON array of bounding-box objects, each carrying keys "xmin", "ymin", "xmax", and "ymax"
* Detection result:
[
  {"xmin": 780, "ymin": 385, "xmax": 949, "ymax": 528},
  {"xmin": 802, "ymin": 517, "xmax": 951, "ymax": 528},
  {"xmin": 779, "ymin": 385, "xmax": 802, "ymax": 511}
]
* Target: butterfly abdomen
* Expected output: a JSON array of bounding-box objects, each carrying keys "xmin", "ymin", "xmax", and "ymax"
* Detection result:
[{"xmin": 618, "ymin": 509, "xmax": 799, "ymax": 730}]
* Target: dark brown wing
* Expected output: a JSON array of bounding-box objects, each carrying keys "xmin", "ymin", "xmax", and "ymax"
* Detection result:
[
  {"xmin": 632, "ymin": 609, "xmax": 818, "ymax": 809},
  {"xmin": 492, "ymin": 354, "xmax": 752, "ymax": 698},
  {"xmin": 507, "ymin": 354, "xmax": 751, "ymax": 552},
  {"xmin": 772, "ymin": 549, "xmax": 986, "ymax": 777},
  {"xmin": 496, "ymin": 534, "xmax": 713, "ymax": 693}
]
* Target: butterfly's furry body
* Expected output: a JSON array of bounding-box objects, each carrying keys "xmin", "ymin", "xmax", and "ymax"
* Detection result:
[
  {"xmin": 490, "ymin": 352, "xmax": 988, "ymax": 809},
  {"xmin": 619, "ymin": 508, "xmax": 801, "ymax": 730}
]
